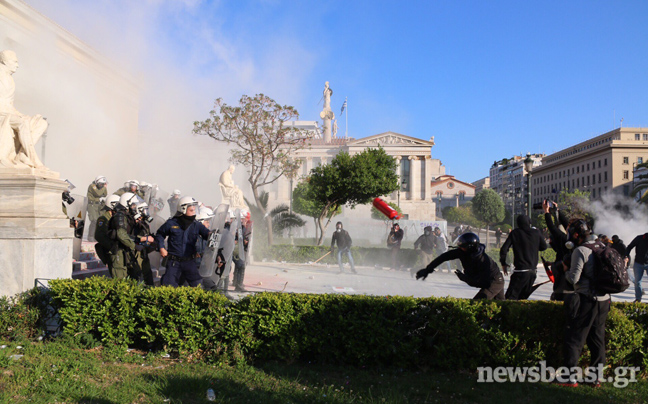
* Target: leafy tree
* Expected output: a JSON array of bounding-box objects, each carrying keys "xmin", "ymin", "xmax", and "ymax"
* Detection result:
[
  {"xmin": 557, "ymin": 188, "xmax": 592, "ymax": 222},
  {"xmin": 308, "ymin": 147, "xmax": 399, "ymax": 245},
  {"xmin": 194, "ymin": 94, "xmax": 315, "ymax": 244},
  {"xmin": 371, "ymin": 201, "xmax": 402, "ymax": 220},
  {"xmin": 269, "ymin": 204, "xmax": 306, "ymax": 236},
  {"xmin": 471, "ymin": 189, "xmax": 505, "ymax": 246},
  {"xmin": 292, "ymin": 180, "xmax": 341, "ymax": 241}
]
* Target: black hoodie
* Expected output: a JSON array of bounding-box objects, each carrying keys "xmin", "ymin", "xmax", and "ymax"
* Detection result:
[
  {"xmin": 425, "ymin": 244, "xmax": 500, "ymax": 288},
  {"xmin": 499, "ymin": 215, "xmax": 547, "ymax": 270}
]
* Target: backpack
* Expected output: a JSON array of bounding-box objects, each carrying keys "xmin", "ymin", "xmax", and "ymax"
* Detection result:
[{"xmin": 583, "ymin": 241, "xmax": 630, "ymax": 294}]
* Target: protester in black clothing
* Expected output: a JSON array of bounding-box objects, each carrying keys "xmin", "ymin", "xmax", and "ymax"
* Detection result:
[
  {"xmin": 611, "ymin": 235, "xmax": 626, "ymax": 257},
  {"xmin": 561, "ymin": 220, "xmax": 611, "ymax": 386},
  {"xmin": 331, "ymin": 221, "xmax": 356, "ymax": 273},
  {"xmin": 416, "ymin": 233, "xmax": 504, "ymax": 300},
  {"xmin": 543, "ymin": 200, "xmax": 572, "ymax": 301},
  {"xmin": 500, "ymin": 214, "xmax": 547, "ymax": 300},
  {"xmin": 414, "ymin": 226, "xmax": 436, "ymax": 265},
  {"xmin": 625, "ymin": 233, "xmax": 648, "ymax": 302},
  {"xmin": 387, "ymin": 223, "xmax": 404, "ymax": 270}
]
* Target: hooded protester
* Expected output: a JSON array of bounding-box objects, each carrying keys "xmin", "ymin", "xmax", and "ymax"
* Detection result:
[
  {"xmin": 155, "ymin": 196, "xmax": 210, "ymax": 287},
  {"xmin": 414, "ymin": 226, "xmax": 436, "ymax": 264},
  {"xmin": 387, "ymin": 223, "xmax": 404, "ymax": 270},
  {"xmin": 415, "ymin": 232, "xmax": 504, "ymax": 300},
  {"xmin": 330, "ymin": 221, "xmax": 356, "ymax": 273},
  {"xmin": 561, "ymin": 219, "xmax": 611, "ymax": 386},
  {"xmin": 499, "ymin": 214, "xmax": 547, "ymax": 300},
  {"xmin": 543, "ymin": 200, "xmax": 573, "ymax": 301}
]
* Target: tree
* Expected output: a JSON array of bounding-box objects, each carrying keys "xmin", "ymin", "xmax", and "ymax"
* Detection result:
[
  {"xmin": 244, "ymin": 192, "xmax": 305, "ymax": 242},
  {"xmin": 292, "ymin": 180, "xmax": 341, "ymax": 242},
  {"xmin": 557, "ymin": 188, "xmax": 592, "ymax": 221},
  {"xmin": 371, "ymin": 201, "xmax": 402, "ymax": 220},
  {"xmin": 193, "ymin": 94, "xmax": 315, "ymax": 244},
  {"xmin": 308, "ymin": 147, "xmax": 399, "ymax": 245},
  {"xmin": 471, "ymin": 189, "xmax": 505, "ymax": 247}
]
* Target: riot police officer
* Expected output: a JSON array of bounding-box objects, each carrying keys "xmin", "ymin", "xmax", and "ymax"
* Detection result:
[
  {"xmin": 133, "ymin": 201, "xmax": 156, "ymax": 286},
  {"xmin": 94, "ymin": 194, "xmax": 120, "ymax": 271},
  {"xmin": 87, "ymin": 175, "xmax": 108, "ymax": 241},
  {"xmin": 109, "ymin": 192, "xmax": 140, "ymax": 280},
  {"xmin": 155, "ymin": 196, "xmax": 210, "ymax": 287}
]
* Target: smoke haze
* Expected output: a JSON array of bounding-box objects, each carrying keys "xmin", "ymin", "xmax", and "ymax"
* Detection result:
[{"xmin": 2, "ymin": 0, "xmax": 317, "ymax": 206}]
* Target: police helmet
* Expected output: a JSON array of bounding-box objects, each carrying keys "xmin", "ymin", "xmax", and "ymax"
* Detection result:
[
  {"xmin": 104, "ymin": 194, "xmax": 120, "ymax": 210},
  {"xmin": 129, "ymin": 180, "xmax": 140, "ymax": 189},
  {"xmin": 118, "ymin": 192, "xmax": 138, "ymax": 210},
  {"xmin": 95, "ymin": 175, "xmax": 107, "ymax": 185},
  {"xmin": 172, "ymin": 189, "xmax": 181, "ymax": 196},
  {"xmin": 177, "ymin": 196, "xmax": 198, "ymax": 214},
  {"xmin": 456, "ymin": 232, "xmax": 480, "ymax": 253},
  {"xmin": 196, "ymin": 207, "xmax": 214, "ymax": 222}
]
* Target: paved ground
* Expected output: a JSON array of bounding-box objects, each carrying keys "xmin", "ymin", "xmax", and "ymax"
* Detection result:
[{"xmin": 232, "ymin": 261, "xmax": 641, "ymax": 303}]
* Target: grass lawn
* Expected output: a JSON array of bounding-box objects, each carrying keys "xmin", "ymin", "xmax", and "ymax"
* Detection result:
[{"xmin": 0, "ymin": 338, "xmax": 646, "ymax": 403}]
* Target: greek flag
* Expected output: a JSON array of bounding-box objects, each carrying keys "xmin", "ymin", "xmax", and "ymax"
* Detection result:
[{"xmin": 340, "ymin": 98, "xmax": 347, "ymax": 115}]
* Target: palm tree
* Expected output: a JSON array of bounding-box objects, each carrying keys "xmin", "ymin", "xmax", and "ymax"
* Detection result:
[{"xmin": 244, "ymin": 191, "xmax": 306, "ymax": 243}]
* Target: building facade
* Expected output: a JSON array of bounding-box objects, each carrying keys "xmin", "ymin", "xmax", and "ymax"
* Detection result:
[
  {"xmin": 490, "ymin": 154, "xmax": 544, "ymax": 217},
  {"xmin": 472, "ymin": 176, "xmax": 490, "ymax": 193},
  {"xmin": 430, "ymin": 175, "xmax": 476, "ymax": 217},
  {"xmin": 267, "ymin": 131, "xmax": 446, "ymax": 220},
  {"xmin": 531, "ymin": 128, "xmax": 648, "ymax": 205}
]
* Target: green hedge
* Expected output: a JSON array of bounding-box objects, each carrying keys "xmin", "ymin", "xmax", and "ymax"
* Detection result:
[{"xmin": 3, "ymin": 278, "xmax": 647, "ymax": 374}]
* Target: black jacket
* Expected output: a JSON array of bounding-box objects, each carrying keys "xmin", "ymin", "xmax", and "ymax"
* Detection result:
[
  {"xmin": 414, "ymin": 227, "xmax": 435, "ymax": 253},
  {"xmin": 425, "ymin": 244, "xmax": 500, "ymax": 289},
  {"xmin": 626, "ymin": 234, "xmax": 648, "ymax": 264},
  {"xmin": 331, "ymin": 229, "xmax": 353, "ymax": 250},
  {"xmin": 611, "ymin": 239, "xmax": 626, "ymax": 257},
  {"xmin": 500, "ymin": 215, "xmax": 547, "ymax": 270},
  {"xmin": 387, "ymin": 228, "xmax": 404, "ymax": 248},
  {"xmin": 545, "ymin": 210, "xmax": 569, "ymax": 262}
]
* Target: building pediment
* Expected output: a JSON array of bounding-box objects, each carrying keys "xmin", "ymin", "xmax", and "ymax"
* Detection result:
[{"xmin": 347, "ymin": 132, "xmax": 435, "ymax": 147}]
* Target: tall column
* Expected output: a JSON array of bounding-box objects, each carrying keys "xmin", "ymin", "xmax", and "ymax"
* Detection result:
[
  {"xmin": 424, "ymin": 156, "xmax": 433, "ymax": 200},
  {"xmin": 392, "ymin": 156, "xmax": 402, "ymax": 201},
  {"xmin": 304, "ymin": 157, "xmax": 313, "ymax": 176},
  {"xmin": 409, "ymin": 156, "xmax": 420, "ymax": 200}
]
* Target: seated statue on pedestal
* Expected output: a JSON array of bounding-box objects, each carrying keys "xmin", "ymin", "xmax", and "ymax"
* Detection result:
[
  {"xmin": 219, "ymin": 165, "xmax": 248, "ymax": 210},
  {"xmin": 0, "ymin": 50, "xmax": 48, "ymax": 169}
]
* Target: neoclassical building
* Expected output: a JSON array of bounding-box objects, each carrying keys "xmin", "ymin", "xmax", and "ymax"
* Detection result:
[{"xmin": 266, "ymin": 129, "xmax": 446, "ymax": 220}]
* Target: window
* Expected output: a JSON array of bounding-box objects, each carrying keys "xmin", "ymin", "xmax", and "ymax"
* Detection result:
[
  {"xmin": 577, "ymin": 178, "xmax": 580, "ymax": 187},
  {"xmin": 623, "ymin": 170, "xmax": 629, "ymax": 180},
  {"xmin": 604, "ymin": 158, "xmax": 608, "ymax": 166},
  {"xmin": 592, "ymin": 174, "xmax": 595, "ymax": 185},
  {"xmin": 593, "ymin": 188, "xmax": 596, "ymax": 198},
  {"xmin": 639, "ymin": 157, "xmax": 644, "ymax": 164},
  {"xmin": 459, "ymin": 191, "xmax": 466, "ymax": 201},
  {"xmin": 587, "ymin": 163, "xmax": 590, "ymax": 170},
  {"xmin": 624, "ymin": 185, "xmax": 630, "ymax": 196},
  {"xmin": 644, "ymin": 134, "xmax": 648, "ymax": 141},
  {"xmin": 623, "ymin": 157, "xmax": 629, "ymax": 164},
  {"xmin": 598, "ymin": 160, "xmax": 601, "ymax": 168},
  {"xmin": 598, "ymin": 173, "xmax": 601, "ymax": 183},
  {"xmin": 636, "ymin": 134, "xmax": 641, "ymax": 140},
  {"xmin": 577, "ymin": 166, "xmax": 580, "ymax": 173},
  {"xmin": 604, "ymin": 171, "xmax": 608, "ymax": 182},
  {"xmin": 587, "ymin": 176, "xmax": 590, "ymax": 186}
]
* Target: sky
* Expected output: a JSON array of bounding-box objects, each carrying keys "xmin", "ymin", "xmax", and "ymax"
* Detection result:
[{"xmin": 23, "ymin": 0, "xmax": 648, "ymax": 183}]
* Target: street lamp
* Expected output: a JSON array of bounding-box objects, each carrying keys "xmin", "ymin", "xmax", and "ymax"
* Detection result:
[{"xmin": 524, "ymin": 153, "xmax": 534, "ymax": 218}]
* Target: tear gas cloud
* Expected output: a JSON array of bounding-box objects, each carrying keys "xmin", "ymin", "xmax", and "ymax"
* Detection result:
[
  {"xmin": 4, "ymin": 0, "xmax": 316, "ymax": 207},
  {"xmin": 589, "ymin": 193, "xmax": 648, "ymax": 247}
]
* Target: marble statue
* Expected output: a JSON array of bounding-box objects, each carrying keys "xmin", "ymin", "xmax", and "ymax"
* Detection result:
[
  {"xmin": 219, "ymin": 165, "xmax": 248, "ymax": 209},
  {"xmin": 0, "ymin": 50, "xmax": 48, "ymax": 169},
  {"xmin": 319, "ymin": 81, "xmax": 335, "ymax": 142}
]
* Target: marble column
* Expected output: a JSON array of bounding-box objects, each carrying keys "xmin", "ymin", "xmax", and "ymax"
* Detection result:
[
  {"xmin": 392, "ymin": 156, "xmax": 402, "ymax": 201},
  {"xmin": 409, "ymin": 156, "xmax": 420, "ymax": 200},
  {"xmin": 424, "ymin": 156, "xmax": 433, "ymax": 200}
]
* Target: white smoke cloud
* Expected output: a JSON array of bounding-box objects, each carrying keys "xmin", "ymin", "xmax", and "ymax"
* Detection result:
[
  {"xmin": 589, "ymin": 193, "xmax": 648, "ymax": 247},
  {"xmin": 7, "ymin": 0, "xmax": 317, "ymax": 206}
]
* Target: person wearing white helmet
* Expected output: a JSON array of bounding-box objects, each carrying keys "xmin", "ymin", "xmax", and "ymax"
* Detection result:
[
  {"xmin": 194, "ymin": 206, "xmax": 214, "ymax": 271},
  {"xmin": 167, "ymin": 189, "xmax": 182, "ymax": 218},
  {"xmin": 107, "ymin": 192, "xmax": 141, "ymax": 280},
  {"xmin": 132, "ymin": 201, "xmax": 156, "ymax": 286},
  {"xmin": 154, "ymin": 196, "xmax": 210, "ymax": 287},
  {"xmin": 93, "ymin": 194, "xmax": 120, "ymax": 272},
  {"xmin": 114, "ymin": 180, "xmax": 142, "ymax": 197},
  {"xmin": 86, "ymin": 175, "xmax": 108, "ymax": 242}
]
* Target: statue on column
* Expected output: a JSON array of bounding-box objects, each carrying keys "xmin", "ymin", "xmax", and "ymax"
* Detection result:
[
  {"xmin": 0, "ymin": 50, "xmax": 48, "ymax": 169},
  {"xmin": 319, "ymin": 81, "xmax": 335, "ymax": 142},
  {"xmin": 219, "ymin": 165, "xmax": 249, "ymax": 210}
]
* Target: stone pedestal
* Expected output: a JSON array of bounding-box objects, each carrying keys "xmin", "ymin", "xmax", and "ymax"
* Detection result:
[{"xmin": 0, "ymin": 168, "xmax": 74, "ymax": 298}]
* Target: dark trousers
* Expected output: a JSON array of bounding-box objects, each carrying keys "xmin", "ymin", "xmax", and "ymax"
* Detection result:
[
  {"xmin": 505, "ymin": 270, "xmax": 537, "ymax": 300},
  {"xmin": 474, "ymin": 274, "xmax": 505, "ymax": 300},
  {"xmin": 563, "ymin": 293, "xmax": 611, "ymax": 369},
  {"xmin": 162, "ymin": 259, "xmax": 202, "ymax": 287},
  {"xmin": 390, "ymin": 246, "xmax": 400, "ymax": 269}
]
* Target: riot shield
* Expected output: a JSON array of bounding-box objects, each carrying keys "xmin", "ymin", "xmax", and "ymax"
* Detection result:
[
  {"xmin": 65, "ymin": 193, "xmax": 87, "ymax": 260},
  {"xmin": 236, "ymin": 209, "xmax": 246, "ymax": 266},
  {"xmin": 149, "ymin": 186, "xmax": 169, "ymax": 219},
  {"xmin": 198, "ymin": 204, "xmax": 230, "ymax": 278},
  {"xmin": 219, "ymin": 209, "xmax": 240, "ymax": 282}
]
